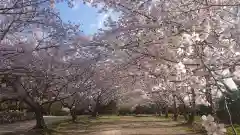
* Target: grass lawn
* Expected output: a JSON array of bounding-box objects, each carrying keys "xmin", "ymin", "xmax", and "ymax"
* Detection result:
[
  {"xmin": 5, "ymin": 115, "xmax": 238, "ymax": 135},
  {"xmin": 227, "ymin": 124, "xmax": 240, "ymax": 135},
  {"xmin": 52, "ymin": 115, "xmax": 203, "ymax": 135}
]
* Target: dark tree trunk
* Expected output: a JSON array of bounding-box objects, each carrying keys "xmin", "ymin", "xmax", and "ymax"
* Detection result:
[
  {"xmin": 183, "ymin": 113, "xmax": 188, "ymax": 121},
  {"xmin": 158, "ymin": 111, "xmax": 162, "ymax": 116},
  {"xmin": 70, "ymin": 109, "xmax": 77, "ymax": 122},
  {"xmin": 92, "ymin": 102, "xmax": 99, "ymax": 117},
  {"xmin": 187, "ymin": 111, "xmax": 195, "ymax": 124},
  {"xmin": 13, "ymin": 80, "xmax": 47, "ymax": 129},
  {"xmin": 165, "ymin": 107, "xmax": 169, "ymax": 118},
  {"xmin": 182, "ymin": 104, "xmax": 188, "ymax": 121},
  {"xmin": 173, "ymin": 114, "xmax": 178, "ymax": 121},
  {"xmin": 155, "ymin": 103, "xmax": 162, "ymax": 116},
  {"xmin": 47, "ymin": 102, "xmax": 54, "ymax": 115},
  {"xmin": 34, "ymin": 110, "xmax": 46, "ymax": 129},
  {"xmin": 23, "ymin": 97, "xmax": 46, "ymax": 129},
  {"xmin": 205, "ymin": 75, "xmax": 214, "ymax": 114},
  {"xmin": 176, "ymin": 96, "xmax": 188, "ymax": 121},
  {"xmin": 173, "ymin": 95, "xmax": 178, "ymax": 121},
  {"xmin": 188, "ymin": 88, "xmax": 196, "ymax": 124},
  {"xmin": 92, "ymin": 108, "xmax": 98, "ymax": 117}
]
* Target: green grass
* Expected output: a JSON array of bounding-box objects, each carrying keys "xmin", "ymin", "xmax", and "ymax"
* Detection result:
[
  {"xmin": 159, "ymin": 114, "xmax": 201, "ymax": 123},
  {"xmin": 1, "ymin": 115, "xmax": 207, "ymax": 135},
  {"xmin": 166, "ymin": 114, "xmax": 240, "ymax": 135},
  {"xmin": 52, "ymin": 115, "xmax": 200, "ymax": 135},
  {"xmin": 227, "ymin": 124, "xmax": 240, "ymax": 135},
  {"xmin": 161, "ymin": 114, "xmax": 240, "ymax": 135},
  {"xmin": 51, "ymin": 115, "xmax": 240, "ymax": 135}
]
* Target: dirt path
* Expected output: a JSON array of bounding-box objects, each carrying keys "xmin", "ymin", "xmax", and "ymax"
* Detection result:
[
  {"xmin": 54, "ymin": 116, "xmax": 203, "ymax": 135},
  {"xmin": 0, "ymin": 116, "xmax": 70, "ymax": 135}
]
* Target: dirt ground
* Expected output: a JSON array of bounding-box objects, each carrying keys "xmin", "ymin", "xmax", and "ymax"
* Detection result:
[{"xmin": 54, "ymin": 116, "xmax": 203, "ymax": 135}]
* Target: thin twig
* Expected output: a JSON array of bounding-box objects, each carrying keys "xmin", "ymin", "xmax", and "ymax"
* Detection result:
[{"xmin": 224, "ymin": 97, "xmax": 237, "ymax": 135}]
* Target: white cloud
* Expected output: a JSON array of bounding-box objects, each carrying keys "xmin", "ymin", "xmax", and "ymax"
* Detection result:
[
  {"xmin": 97, "ymin": 13, "xmax": 109, "ymax": 29},
  {"xmin": 96, "ymin": 9, "xmax": 120, "ymax": 29}
]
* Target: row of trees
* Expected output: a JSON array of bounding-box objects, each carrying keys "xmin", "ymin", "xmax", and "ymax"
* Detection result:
[
  {"xmin": 1, "ymin": 0, "xmax": 240, "ymax": 134},
  {"xmin": 83, "ymin": 0, "xmax": 240, "ymax": 134},
  {"xmin": 0, "ymin": 0, "xmax": 128, "ymax": 128}
]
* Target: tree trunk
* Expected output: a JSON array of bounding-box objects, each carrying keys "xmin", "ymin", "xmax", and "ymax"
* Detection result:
[
  {"xmin": 47, "ymin": 102, "xmax": 54, "ymax": 115},
  {"xmin": 188, "ymin": 88, "xmax": 196, "ymax": 124},
  {"xmin": 176, "ymin": 96, "xmax": 188, "ymax": 121},
  {"xmin": 187, "ymin": 111, "xmax": 195, "ymax": 124},
  {"xmin": 183, "ymin": 112, "xmax": 188, "ymax": 121},
  {"xmin": 182, "ymin": 104, "xmax": 188, "ymax": 121},
  {"xmin": 205, "ymin": 75, "xmax": 214, "ymax": 114},
  {"xmin": 92, "ymin": 111, "xmax": 98, "ymax": 117},
  {"xmin": 70, "ymin": 109, "xmax": 77, "ymax": 122},
  {"xmin": 92, "ymin": 108, "xmax": 98, "ymax": 117},
  {"xmin": 165, "ymin": 106, "xmax": 169, "ymax": 118},
  {"xmin": 92, "ymin": 102, "xmax": 99, "ymax": 117},
  {"xmin": 14, "ymin": 81, "xmax": 46, "ymax": 129},
  {"xmin": 158, "ymin": 111, "xmax": 162, "ymax": 116},
  {"xmin": 173, "ymin": 114, "xmax": 178, "ymax": 121},
  {"xmin": 34, "ymin": 110, "xmax": 46, "ymax": 129},
  {"xmin": 173, "ymin": 95, "xmax": 178, "ymax": 121},
  {"xmin": 22, "ymin": 97, "xmax": 46, "ymax": 129}
]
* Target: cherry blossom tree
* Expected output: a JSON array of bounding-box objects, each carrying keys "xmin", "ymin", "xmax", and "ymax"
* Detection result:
[
  {"xmin": 2, "ymin": 0, "xmax": 240, "ymax": 134},
  {"xmin": 0, "ymin": 0, "xmax": 91, "ymax": 129},
  {"xmin": 59, "ymin": 59, "xmax": 98, "ymax": 122},
  {"xmin": 72, "ymin": 0, "xmax": 240, "ymax": 134}
]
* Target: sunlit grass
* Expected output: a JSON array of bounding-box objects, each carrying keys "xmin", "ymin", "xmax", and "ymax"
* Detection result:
[
  {"xmin": 50, "ymin": 115, "xmax": 204, "ymax": 135},
  {"xmin": 227, "ymin": 124, "xmax": 240, "ymax": 135},
  {"xmin": 50, "ymin": 115, "xmax": 240, "ymax": 135}
]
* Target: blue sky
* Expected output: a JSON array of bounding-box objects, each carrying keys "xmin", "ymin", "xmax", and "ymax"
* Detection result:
[
  {"xmin": 56, "ymin": 1, "xmax": 99, "ymax": 35},
  {"xmin": 56, "ymin": 1, "xmax": 119, "ymax": 35}
]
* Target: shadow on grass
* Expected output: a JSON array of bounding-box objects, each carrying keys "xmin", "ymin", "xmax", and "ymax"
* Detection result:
[
  {"xmin": 2, "ymin": 128, "xmax": 56, "ymax": 135},
  {"xmin": 2, "ymin": 119, "xmax": 72, "ymax": 135}
]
